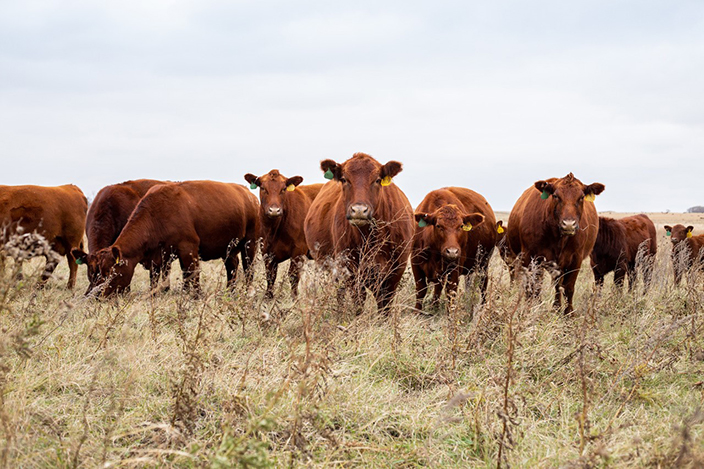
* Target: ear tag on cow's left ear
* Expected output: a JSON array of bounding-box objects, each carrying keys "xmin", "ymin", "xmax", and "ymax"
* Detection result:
[
  {"xmin": 75, "ymin": 258, "xmax": 83, "ymax": 265},
  {"xmin": 286, "ymin": 184, "xmax": 295, "ymax": 192},
  {"xmin": 249, "ymin": 182, "xmax": 258, "ymax": 190},
  {"xmin": 687, "ymin": 231, "xmax": 693, "ymax": 238},
  {"xmin": 584, "ymin": 193, "xmax": 596, "ymax": 202},
  {"xmin": 541, "ymin": 190, "xmax": 549, "ymax": 200},
  {"xmin": 462, "ymin": 224, "xmax": 472, "ymax": 231},
  {"xmin": 380, "ymin": 176, "xmax": 392, "ymax": 187},
  {"xmin": 666, "ymin": 230, "xmax": 671, "ymax": 236},
  {"xmin": 418, "ymin": 218, "xmax": 428, "ymax": 228},
  {"xmin": 115, "ymin": 257, "xmax": 120, "ymax": 265},
  {"xmin": 324, "ymin": 169, "xmax": 334, "ymax": 180},
  {"xmin": 497, "ymin": 226, "xmax": 504, "ymax": 234}
]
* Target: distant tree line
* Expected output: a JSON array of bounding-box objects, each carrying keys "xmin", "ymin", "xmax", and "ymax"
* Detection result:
[{"xmin": 687, "ymin": 206, "xmax": 704, "ymax": 213}]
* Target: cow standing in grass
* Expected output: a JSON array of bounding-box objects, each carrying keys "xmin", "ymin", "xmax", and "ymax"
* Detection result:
[
  {"xmin": 245, "ymin": 170, "xmax": 323, "ymax": 298},
  {"xmin": 411, "ymin": 187, "xmax": 495, "ymax": 310},
  {"xmin": 507, "ymin": 173, "xmax": 605, "ymax": 314},
  {"xmin": 590, "ymin": 214, "xmax": 657, "ymax": 290},
  {"xmin": 72, "ymin": 179, "xmax": 170, "ymax": 295},
  {"xmin": 304, "ymin": 152, "xmax": 414, "ymax": 312},
  {"xmin": 664, "ymin": 224, "xmax": 704, "ymax": 285},
  {"xmin": 0, "ymin": 184, "xmax": 87, "ymax": 289}
]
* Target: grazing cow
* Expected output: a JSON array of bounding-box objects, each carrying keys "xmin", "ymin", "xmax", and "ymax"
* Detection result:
[
  {"xmin": 92, "ymin": 181, "xmax": 259, "ymax": 296},
  {"xmin": 590, "ymin": 215, "xmax": 657, "ymax": 290},
  {"xmin": 0, "ymin": 184, "xmax": 87, "ymax": 289},
  {"xmin": 244, "ymin": 169, "xmax": 323, "ymax": 298},
  {"xmin": 507, "ymin": 173, "xmax": 605, "ymax": 314},
  {"xmin": 664, "ymin": 224, "xmax": 704, "ymax": 285},
  {"xmin": 304, "ymin": 152, "xmax": 414, "ymax": 311},
  {"xmin": 411, "ymin": 187, "xmax": 495, "ymax": 310},
  {"xmin": 71, "ymin": 179, "xmax": 170, "ymax": 295}
]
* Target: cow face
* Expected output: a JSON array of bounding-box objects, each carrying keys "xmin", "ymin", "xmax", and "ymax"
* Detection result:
[
  {"xmin": 415, "ymin": 205, "xmax": 485, "ymax": 261},
  {"xmin": 245, "ymin": 170, "xmax": 303, "ymax": 219},
  {"xmin": 93, "ymin": 245, "xmax": 136, "ymax": 297},
  {"xmin": 665, "ymin": 224, "xmax": 693, "ymax": 245},
  {"xmin": 534, "ymin": 173, "xmax": 605, "ymax": 236},
  {"xmin": 321, "ymin": 153, "xmax": 402, "ymax": 226},
  {"xmin": 71, "ymin": 248, "xmax": 103, "ymax": 295}
]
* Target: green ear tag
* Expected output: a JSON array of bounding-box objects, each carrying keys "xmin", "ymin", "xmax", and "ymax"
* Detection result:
[
  {"xmin": 249, "ymin": 182, "xmax": 258, "ymax": 190},
  {"xmin": 666, "ymin": 231, "xmax": 671, "ymax": 236},
  {"xmin": 75, "ymin": 258, "xmax": 83, "ymax": 265},
  {"xmin": 324, "ymin": 169, "xmax": 334, "ymax": 180},
  {"xmin": 418, "ymin": 218, "xmax": 428, "ymax": 227},
  {"xmin": 540, "ymin": 190, "xmax": 549, "ymax": 200}
]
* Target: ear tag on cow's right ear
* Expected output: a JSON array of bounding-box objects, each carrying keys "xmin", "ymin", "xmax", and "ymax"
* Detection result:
[
  {"xmin": 541, "ymin": 190, "xmax": 549, "ymax": 200},
  {"xmin": 75, "ymin": 258, "xmax": 83, "ymax": 265},
  {"xmin": 584, "ymin": 193, "xmax": 596, "ymax": 202},
  {"xmin": 687, "ymin": 231, "xmax": 693, "ymax": 238},
  {"xmin": 418, "ymin": 218, "xmax": 428, "ymax": 228},
  {"xmin": 324, "ymin": 169, "xmax": 334, "ymax": 180},
  {"xmin": 115, "ymin": 257, "xmax": 120, "ymax": 265},
  {"xmin": 286, "ymin": 184, "xmax": 295, "ymax": 192},
  {"xmin": 249, "ymin": 182, "xmax": 258, "ymax": 190},
  {"xmin": 497, "ymin": 226, "xmax": 504, "ymax": 234},
  {"xmin": 380, "ymin": 176, "xmax": 392, "ymax": 186},
  {"xmin": 462, "ymin": 224, "xmax": 472, "ymax": 231},
  {"xmin": 666, "ymin": 231, "xmax": 671, "ymax": 236}
]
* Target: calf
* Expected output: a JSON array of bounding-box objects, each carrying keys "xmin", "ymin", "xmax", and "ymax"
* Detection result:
[
  {"xmin": 664, "ymin": 224, "xmax": 704, "ymax": 285},
  {"xmin": 244, "ymin": 169, "xmax": 322, "ymax": 297}
]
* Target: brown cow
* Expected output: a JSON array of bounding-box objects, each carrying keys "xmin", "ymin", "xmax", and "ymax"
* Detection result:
[
  {"xmin": 590, "ymin": 215, "xmax": 657, "ymax": 290},
  {"xmin": 304, "ymin": 152, "xmax": 414, "ymax": 311},
  {"xmin": 0, "ymin": 184, "xmax": 87, "ymax": 288},
  {"xmin": 71, "ymin": 179, "xmax": 170, "ymax": 295},
  {"xmin": 244, "ymin": 169, "xmax": 322, "ymax": 298},
  {"xmin": 507, "ymin": 173, "xmax": 605, "ymax": 314},
  {"xmin": 411, "ymin": 187, "xmax": 495, "ymax": 310},
  {"xmin": 92, "ymin": 181, "xmax": 259, "ymax": 296},
  {"xmin": 664, "ymin": 224, "xmax": 704, "ymax": 285}
]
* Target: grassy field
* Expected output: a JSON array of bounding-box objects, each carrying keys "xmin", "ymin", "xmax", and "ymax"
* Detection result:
[{"xmin": 1, "ymin": 214, "xmax": 703, "ymax": 468}]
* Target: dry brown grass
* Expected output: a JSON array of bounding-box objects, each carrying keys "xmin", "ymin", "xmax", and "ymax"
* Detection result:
[{"xmin": 0, "ymin": 216, "xmax": 703, "ymax": 468}]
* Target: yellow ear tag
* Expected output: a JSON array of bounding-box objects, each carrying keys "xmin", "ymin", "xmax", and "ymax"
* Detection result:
[
  {"xmin": 286, "ymin": 184, "xmax": 295, "ymax": 192},
  {"xmin": 584, "ymin": 194, "xmax": 596, "ymax": 202},
  {"xmin": 115, "ymin": 257, "xmax": 120, "ymax": 265},
  {"xmin": 687, "ymin": 231, "xmax": 693, "ymax": 238},
  {"xmin": 462, "ymin": 224, "xmax": 472, "ymax": 231},
  {"xmin": 497, "ymin": 226, "xmax": 504, "ymax": 234},
  {"xmin": 380, "ymin": 176, "xmax": 392, "ymax": 187}
]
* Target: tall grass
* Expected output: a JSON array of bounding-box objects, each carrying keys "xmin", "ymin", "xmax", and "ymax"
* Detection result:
[{"xmin": 0, "ymin": 231, "xmax": 703, "ymax": 467}]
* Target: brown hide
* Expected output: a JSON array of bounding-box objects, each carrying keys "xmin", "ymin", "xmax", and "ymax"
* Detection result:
[
  {"xmin": 0, "ymin": 184, "xmax": 87, "ymax": 288},
  {"xmin": 507, "ymin": 173, "xmax": 605, "ymax": 313},
  {"xmin": 590, "ymin": 214, "xmax": 657, "ymax": 289},
  {"xmin": 95, "ymin": 181, "xmax": 259, "ymax": 296},
  {"xmin": 244, "ymin": 169, "xmax": 322, "ymax": 297},
  {"xmin": 304, "ymin": 152, "xmax": 414, "ymax": 311},
  {"xmin": 71, "ymin": 179, "xmax": 169, "ymax": 295},
  {"xmin": 411, "ymin": 187, "xmax": 496, "ymax": 310},
  {"xmin": 664, "ymin": 224, "xmax": 704, "ymax": 284}
]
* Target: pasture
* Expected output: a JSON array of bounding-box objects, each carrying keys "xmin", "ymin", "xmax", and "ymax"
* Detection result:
[{"xmin": 1, "ymin": 213, "xmax": 703, "ymax": 468}]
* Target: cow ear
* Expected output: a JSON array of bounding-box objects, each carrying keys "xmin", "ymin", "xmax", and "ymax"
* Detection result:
[
  {"xmin": 463, "ymin": 213, "xmax": 485, "ymax": 228},
  {"xmin": 111, "ymin": 246, "xmax": 122, "ymax": 263},
  {"xmin": 496, "ymin": 220, "xmax": 503, "ymax": 228},
  {"xmin": 321, "ymin": 159, "xmax": 341, "ymax": 180},
  {"xmin": 534, "ymin": 180, "xmax": 555, "ymax": 195},
  {"xmin": 687, "ymin": 226, "xmax": 695, "ymax": 233},
  {"xmin": 584, "ymin": 182, "xmax": 605, "ymax": 196},
  {"xmin": 286, "ymin": 176, "xmax": 303, "ymax": 187},
  {"xmin": 72, "ymin": 249, "xmax": 88, "ymax": 265},
  {"xmin": 380, "ymin": 161, "xmax": 403, "ymax": 180},
  {"xmin": 244, "ymin": 173, "xmax": 260, "ymax": 188},
  {"xmin": 414, "ymin": 212, "xmax": 435, "ymax": 227}
]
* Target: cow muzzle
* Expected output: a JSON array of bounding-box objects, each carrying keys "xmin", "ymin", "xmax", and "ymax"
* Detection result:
[
  {"xmin": 347, "ymin": 203, "xmax": 372, "ymax": 225},
  {"xmin": 266, "ymin": 206, "xmax": 282, "ymax": 218},
  {"xmin": 559, "ymin": 219, "xmax": 578, "ymax": 236},
  {"xmin": 443, "ymin": 247, "xmax": 460, "ymax": 260}
]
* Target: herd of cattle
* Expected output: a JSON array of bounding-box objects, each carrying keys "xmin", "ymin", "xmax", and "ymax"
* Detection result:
[{"xmin": 1, "ymin": 152, "xmax": 702, "ymax": 314}]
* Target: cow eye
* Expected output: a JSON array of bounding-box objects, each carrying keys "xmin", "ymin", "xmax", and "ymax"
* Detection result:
[
  {"xmin": 281, "ymin": 188, "xmax": 286, "ymax": 194},
  {"xmin": 553, "ymin": 194, "xmax": 560, "ymax": 201},
  {"xmin": 340, "ymin": 177, "xmax": 347, "ymax": 184},
  {"xmin": 375, "ymin": 178, "xmax": 382, "ymax": 185}
]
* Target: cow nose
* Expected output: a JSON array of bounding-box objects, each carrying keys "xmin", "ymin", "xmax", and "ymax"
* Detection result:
[
  {"xmin": 266, "ymin": 206, "xmax": 282, "ymax": 217},
  {"xmin": 347, "ymin": 203, "xmax": 371, "ymax": 220},
  {"xmin": 444, "ymin": 247, "xmax": 460, "ymax": 260},
  {"xmin": 559, "ymin": 219, "xmax": 578, "ymax": 234}
]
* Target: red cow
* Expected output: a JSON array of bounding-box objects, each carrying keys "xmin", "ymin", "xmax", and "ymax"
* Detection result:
[
  {"xmin": 92, "ymin": 181, "xmax": 259, "ymax": 296},
  {"xmin": 507, "ymin": 173, "xmax": 605, "ymax": 313},
  {"xmin": 590, "ymin": 215, "xmax": 657, "ymax": 289},
  {"xmin": 244, "ymin": 169, "xmax": 322, "ymax": 298},
  {"xmin": 0, "ymin": 184, "xmax": 87, "ymax": 288},
  {"xmin": 664, "ymin": 224, "xmax": 704, "ymax": 285},
  {"xmin": 304, "ymin": 152, "xmax": 414, "ymax": 311},
  {"xmin": 411, "ymin": 187, "xmax": 495, "ymax": 310},
  {"xmin": 71, "ymin": 179, "xmax": 170, "ymax": 295}
]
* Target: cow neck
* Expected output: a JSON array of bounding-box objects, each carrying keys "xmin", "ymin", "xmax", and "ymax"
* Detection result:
[{"xmin": 112, "ymin": 214, "xmax": 156, "ymax": 263}]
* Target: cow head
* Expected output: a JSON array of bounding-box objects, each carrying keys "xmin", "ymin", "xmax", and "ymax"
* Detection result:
[
  {"xmin": 71, "ymin": 248, "xmax": 104, "ymax": 295},
  {"xmin": 534, "ymin": 173, "xmax": 605, "ymax": 236},
  {"xmin": 245, "ymin": 170, "xmax": 303, "ymax": 219},
  {"xmin": 415, "ymin": 205, "xmax": 485, "ymax": 261},
  {"xmin": 665, "ymin": 224, "xmax": 693, "ymax": 245},
  {"xmin": 320, "ymin": 152, "xmax": 402, "ymax": 226},
  {"xmin": 91, "ymin": 245, "xmax": 136, "ymax": 297}
]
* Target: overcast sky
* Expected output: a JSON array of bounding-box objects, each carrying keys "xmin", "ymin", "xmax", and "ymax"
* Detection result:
[{"xmin": 1, "ymin": 0, "xmax": 702, "ymax": 212}]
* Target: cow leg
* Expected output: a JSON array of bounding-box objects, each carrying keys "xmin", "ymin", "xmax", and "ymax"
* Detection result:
[
  {"xmin": 626, "ymin": 263, "xmax": 637, "ymax": 292},
  {"xmin": 592, "ymin": 265, "xmax": 605, "ymax": 288},
  {"xmin": 177, "ymin": 247, "xmax": 200, "ymax": 294},
  {"xmin": 225, "ymin": 253, "xmax": 240, "ymax": 288},
  {"xmin": 240, "ymin": 238, "xmax": 257, "ymax": 286},
  {"xmin": 288, "ymin": 256, "xmax": 303, "ymax": 298},
  {"xmin": 66, "ymin": 249, "xmax": 78, "ymax": 290},
  {"xmin": 561, "ymin": 266, "xmax": 581, "ymax": 315},
  {"xmin": 414, "ymin": 273, "xmax": 428, "ymax": 310},
  {"xmin": 613, "ymin": 265, "xmax": 626, "ymax": 290},
  {"xmin": 39, "ymin": 254, "xmax": 60, "ymax": 288},
  {"xmin": 264, "ymin": 254, "xmax": 277, "ymax": 298},
  {"xmin": 431, "ymin": 281, "xmax": 443, "ymax": 307}
]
